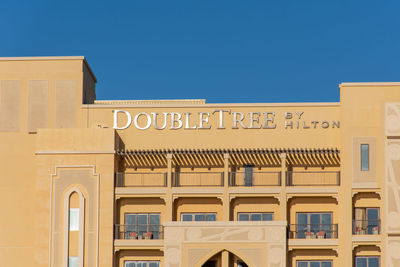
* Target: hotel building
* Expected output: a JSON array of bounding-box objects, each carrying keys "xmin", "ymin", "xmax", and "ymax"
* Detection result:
[{"xmin": 0, "ymin": 56, "xmax": 399, "ymax": 267}]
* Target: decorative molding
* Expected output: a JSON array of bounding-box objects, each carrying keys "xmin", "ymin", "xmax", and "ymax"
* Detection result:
[
  {"xmin": 386, "ymin": 141, "xmax": 400, "ymax": 233},
  {"xmin": 49, "ymin": 165, "xmax": 100, "ymax": 267},
  {"xmin": 386, "ymin": 103, "xmax": 400, "ymax": 136}
]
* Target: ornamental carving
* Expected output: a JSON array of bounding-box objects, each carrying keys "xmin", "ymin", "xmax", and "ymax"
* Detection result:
[{"xmin": 386, "ymin": 103, "xmax": 400, "ymax": 136}]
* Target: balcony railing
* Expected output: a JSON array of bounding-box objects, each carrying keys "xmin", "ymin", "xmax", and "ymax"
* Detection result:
[
  {"xmin": 353, "ymin": 220, "xmax": 381, "ymax": 235},
  {"xmin": 173, "ymin": 172, "xmax": 224, "ymax": 187},
  {"xmin": 229, "ymin": 172, "xmax": 281, "ymax": 186},
  {"xmin": 114, "ymin": 224, "xmax": 164, "ymax": 240},
  {"xmin": 286, "ymin": 171, "xmax": 340, "ymax": 186},
  {"xmin": 115, "ymin": 171, "xmax": 340, "ymax": 187},
  {"xmin": 288, "ymin": 224, "xmax": 338, "ymax": 239},
  {"xmin": 115, "ymin": 172, "xmax": 167, "ymax": 187}
]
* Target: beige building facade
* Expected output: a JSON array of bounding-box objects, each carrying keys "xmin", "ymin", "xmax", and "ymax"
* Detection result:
[{"xmin": 0, "ymin": 56, "xmax": 399, "ymax": 267}]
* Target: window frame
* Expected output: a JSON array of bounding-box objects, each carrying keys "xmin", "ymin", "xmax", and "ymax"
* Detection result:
[
  {"xmin": 180, "ymin": 212, "xmax": 217, "ymax": 221},
  {"xmin": 244, "ymin": 165, "xmax": 254, "ymax": 186},
  {"xmin": 69, "ymin": 208, "xmax": 80, "ymax": 231},
  {"xmin": 296, "ymin": 212, "xmax": 333, "ymax": 238},
  {"xmin": 68, "ymin": 256, "xmax": 79, "ymax": 267},
  {"xmin": 354, "ymin": 207, "xmax": 380, "ymax": 235},
  {"xmin": 361, "ymin": 144, "xmax": 370, "ymax": 171},
  {"xmin": 124, "ymin": 213, "xmax": 161, "ymax": 238},
  {"xmin": 124, "ymin": 260, "xmax": 160, "ymax": 267},
  {"xmin": 237, "ymin": 212, "xmax": 274, "ymax": 221},
  {"xmin": 296, "ymin": 260, "xmax": 332, "ymax": 267},
  {"xmin": 355, "ymin": 256, "xmax": 380, "ymax": 267}
]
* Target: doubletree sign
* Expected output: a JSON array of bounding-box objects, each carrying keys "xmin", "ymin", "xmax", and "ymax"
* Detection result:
[{"xmin": 112, "ymin": 110, "xmax": 340, "ymax": 130}]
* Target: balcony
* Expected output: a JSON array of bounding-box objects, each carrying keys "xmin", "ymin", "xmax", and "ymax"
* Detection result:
[
  {"xmin": 286, "ymin": 171, "xmax": 340, "ymax": 186},
  {"xmin": 229, "ymin": 171, "xmax": 281, "ymax": 186},
  {"xmin": 172, "ymin": 172, "xmax": 224, "ymax": 187},
  {"xmin": 353, "ymin": 220, "xmax": 381, "ymax": 235},
  {"xmin": 115, "ymin": 170, "xmax": 340, "ymax": 189},
  {"xmin": 115, "ymin": 172, "xmax": 167, "ymax": 187},
  {"xmin": 288, "ymin": 224, "xmax": 338, "ymax": 239},
  {"xmin": 114, "ymin": 224, "xmax": 164, "ymax": 240}
]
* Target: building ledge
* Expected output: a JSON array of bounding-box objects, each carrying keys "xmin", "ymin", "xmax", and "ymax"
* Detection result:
[
  {"xmin": 352, "ymin": 182, "xmax": 379, "ymax": 189},
  {"xmin": 114, "ymin": 240, "xmax": 164, "ymax": 251},
  {"xmin": 171, "ymin": 187, "xmax": 224, "ymax": 195},
  {"xmin": 115, "ymin": 187, "xmax": 167, "ymax": 196},
  {"xmin": 340, "ymin": 82, "xmax": 400, "ymax": 87},
  {"xmin": 228, "ymin": 187, "xmax": 281, "ymax": 194},
  {"xmin": 286, "ymin": 187, "xmax": 338, "ymax": 194},
  {"xmin": 288, "ymin": 239, "xmax": 338, "ymax": 249},
  {"xmin": 352, "ymin": 235, "xmax": 382, "ymax": 243}
]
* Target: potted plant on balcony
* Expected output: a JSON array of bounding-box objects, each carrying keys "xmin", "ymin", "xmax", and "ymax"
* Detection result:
[
  {"xmin": 355, "ymin": 227, "xmax": 361, "ymax": 235},
  {"xmin": 144, "ymin": 232, "xmax": 153, "ymax": 239},
  {"xmin": 372, "ymin": 226, "xmax": 379, "ymax": 235},
  {"xmin": 305, "ymin": 231, "xmax": 313, "ymax": 239},
  {"xmin": 128, "ymin": 232, "xmax": 137, "ymax": 239},
  {"xmin": 317, "ymin": 231, "xmax": 325, "ymax": 239}
]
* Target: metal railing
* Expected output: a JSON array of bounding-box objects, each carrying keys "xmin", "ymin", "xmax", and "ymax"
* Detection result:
[
  {"xmin": 286, "ymin": 171, "xmax": 340, "ymax": 186},
  {"xmin": 114, "ymin": 224, "xmax": 164, "ymax": 240},
  {"xmin": 288, "ymin": 224, "xmax": 338, "ymax": 239},
  {"xmin": 353, "ymin": 220, "xmax": 381, "ymax": 235},
  {"xmin": 172, "ymin": 172, "xmax": 224, "ymax": 187},
  {"xmin": 115, "ymin": 172, "xmax": 167, "ymax": 187},
  {"xmin": 229, "ymin": 172, "xmax": 281, "ymax": 186}
]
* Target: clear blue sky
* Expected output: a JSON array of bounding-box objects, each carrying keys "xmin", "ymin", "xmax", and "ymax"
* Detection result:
[{"xmin": 1, "ymin": 0, "xmax": 399, "ymax": 103}]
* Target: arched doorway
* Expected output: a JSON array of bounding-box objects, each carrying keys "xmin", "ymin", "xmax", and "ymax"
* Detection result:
[{"xmin": 200, "ymin": 250, "xmax": 250, "ymax": 267}]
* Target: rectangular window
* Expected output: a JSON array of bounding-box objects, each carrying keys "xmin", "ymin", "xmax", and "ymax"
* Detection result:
[
  {"xmin": 69, "ymin": 208, "xmax": 79, "ymax": 231},
  {"xmin": 296, "ymin": 261, "xmax": 332, "ymax": 267},
  {"xmin": 361, "ymin": 144, "xmax": 370, "ymax": 171},
  {"xmin": 244, "ymin": 165, "xmax": 253, "ymax": 186},
  {"xmin": 180, "ymin": 213, "xmax": 217, "ymax": 221},
  {"xmin": 354, "ymin": 208, "xmax": 380, "ymax": 235},
  {"xmin": 237, "ymin": 212, "xmax": 273, "ymax": 221},
  {"xmin": 355, "ymin": 256, "xmax": 380, "ymax": 267},
  {"xmin": 124, "ymin": 213, "xmax": 161, "ymax": 239},
  {"xmin": 125, "ymin": 261, "xmax": 160, "ymax": 267},
  {"xmin": 68, "ymin": 256, "xmax": 79, "ymax": 267},
  {"xmin": 296, "ymin": 212, "xmax": 333, "ymax": 239}
]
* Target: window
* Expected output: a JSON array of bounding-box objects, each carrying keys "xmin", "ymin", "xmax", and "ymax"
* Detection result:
[
  {"xmin": 68, "ymin": 256, "xmax": 79, "ymax": 267},
  {"xmin": 361, "ymin": 144, "xmax": 369, "ymax": 171},
  {"xmin": 125, "ymin": 261, "xmax": 160, "ymax": 267},
  {"xmin": 244, "ymin": 165, "xmax": 253, "ymax": 186},
  {"xmin": 296, "ymin": 212, "xmax": 333, "ymax": 238},
  {"xmin": 237, "ymin": 261, "xmax": 249, "ymax": 267},
  {"xmin": 237, "ymin": 212, "xmax": 273, "ymax": 221},
  {"xmin": 202, "ymin": 261, "xmax": 217, "ymax": 267},
  {"xmin": 297, "ymin": 261, "xmax": 332, "ymax": 267},
  {"xmin": 69, "ymin": 208, "xmax": 79, "ymax": 231},
  {"xmin": 354, "ymin": 208, "xmax": 380, "ymax": 235},
  {"xmin": 355, "ymin": 256, "xmax": 380, "ymax": 267},
  {"xmin": 181, "ymin": 213, "xmax": 217, "ymax": 221},
  {"xmin": 125, "ymin": 213, "xmax": 161, "ymax": 239}
]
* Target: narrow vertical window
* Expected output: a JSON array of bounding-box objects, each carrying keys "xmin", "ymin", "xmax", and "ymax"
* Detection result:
[
  {"xmin": 244, "ymin": 165, "xmax": 253, "ymax": 186},
  {"xmin": 361, "ymin": 144, "xmax": 369, "ymax": 171},
  {"xmin": 69, "ymin": 208, "xmax": 79, "ymax": 231},
  {"xmin": 68, "ymin": 256, "xmax": 79, "ymax": 267}
]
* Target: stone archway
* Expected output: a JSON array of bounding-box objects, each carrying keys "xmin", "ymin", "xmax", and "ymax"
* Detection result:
[
  {"xmin": 163, "ymin": 221, "xmax": 287, "ymax": 267},
  {"xmin": 194, "ymin": 248, "xmax": 254, "ymax": 267}
]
